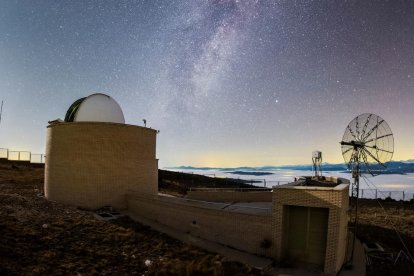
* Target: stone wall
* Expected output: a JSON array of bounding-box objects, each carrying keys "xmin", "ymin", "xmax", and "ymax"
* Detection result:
[{"xmin": 45, "ymin": 122, "xmax": 158, "ymax": 209}]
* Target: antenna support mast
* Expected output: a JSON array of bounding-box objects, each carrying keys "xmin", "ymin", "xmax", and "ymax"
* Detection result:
[
  {"xmin": 312, "ymin": 151, "xmax": 322, "ymax": 178},
  {"xmin": 340, "ymin": 113, "xmax": 393, "ymax": 266},
  {"xmin": 0, "ymin": 100, "xmax": 3, "ymax": 125}
]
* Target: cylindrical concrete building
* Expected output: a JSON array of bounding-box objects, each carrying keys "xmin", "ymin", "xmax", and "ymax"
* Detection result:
[{"xmin": 45, "ymin": 94, "xmax": 158, "ymax": 209}]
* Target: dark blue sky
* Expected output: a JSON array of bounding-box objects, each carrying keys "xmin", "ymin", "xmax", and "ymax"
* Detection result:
[{"xmin": 1, "ymin": 0, "xmax": 413, "ymax": 167}]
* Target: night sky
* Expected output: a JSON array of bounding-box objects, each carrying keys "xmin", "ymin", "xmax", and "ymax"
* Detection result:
[{"xmin": 0, "ymin": 0, "xmax": 413, "ymax": 167}]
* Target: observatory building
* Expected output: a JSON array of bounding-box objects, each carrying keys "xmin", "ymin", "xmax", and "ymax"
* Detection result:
[
  {"xmin": 45, "ymin": 93, "xmax": 158, "ymax": 209},
  {"xmin": 44, "ymin": 95, "xmax": 352, "ymax": 275}
]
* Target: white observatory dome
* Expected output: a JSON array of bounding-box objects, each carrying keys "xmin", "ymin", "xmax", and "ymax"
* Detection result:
[{"xmin": 64, "ymin": 93, "xmax": 125, "ymax": 124}]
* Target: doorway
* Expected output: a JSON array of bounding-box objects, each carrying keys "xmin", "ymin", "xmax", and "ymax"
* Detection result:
[{"xmin": 283, "ymin": 205, "xmax": 329, "ymax": 269}]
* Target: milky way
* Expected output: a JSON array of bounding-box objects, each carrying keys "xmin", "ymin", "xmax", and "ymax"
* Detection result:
[{"xmin": 0, "ymin": 0, "xmax": 413, "ymax": 167}]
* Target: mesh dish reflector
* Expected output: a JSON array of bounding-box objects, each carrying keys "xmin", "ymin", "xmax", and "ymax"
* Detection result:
[{"xmin": 73, "ymin": 93, "xmax": 125, "ymax": 124}]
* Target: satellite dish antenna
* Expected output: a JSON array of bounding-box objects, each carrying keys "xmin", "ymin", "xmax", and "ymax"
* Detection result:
[{"xmin": 340, "ymin": 113, "xmax": 394, "ymax": 265}]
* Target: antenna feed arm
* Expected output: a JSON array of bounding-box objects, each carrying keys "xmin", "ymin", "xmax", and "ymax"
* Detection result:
[{"xmin": 340, "ymin": 140, "xmax": 365, "ymax": 148}]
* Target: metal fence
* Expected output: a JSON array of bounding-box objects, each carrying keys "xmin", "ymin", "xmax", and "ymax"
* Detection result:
[
  {"xmin": 265, "ymin": 180, "xmax": 292, "ymax": 187},
  {"xmin": 188, "ymin": 174, "xmax": 414, "ymax": 201},
  {"xmin": 30, "ymin": 154, "xmax": 46, "ymax": 164},
  {"xmin": 8, "ymin": 151, "xmax": 31, "ymax": 161},
  {"xmin": 0, "ymin": 148, "xmax": 8, "ymax": 159},
  {"xmin": 359, "ymin": 188, "xmax": 414, "ymax": 201},
  {"xmin": 0, "ymin": 148, "xmax": 45, "ymax": 164},
  {"xmin": 191, "ymin": 173, "xmax": 291, "ymax": 188}
]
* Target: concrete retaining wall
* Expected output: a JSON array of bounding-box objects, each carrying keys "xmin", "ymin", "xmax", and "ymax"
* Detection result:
[
  {"xmin": 127, "ymin": 193, "xmax": 273, "ymax": 256},
  {"xmin": 186, "ymin": 190, "xmax": 272, "ymax": 202}
]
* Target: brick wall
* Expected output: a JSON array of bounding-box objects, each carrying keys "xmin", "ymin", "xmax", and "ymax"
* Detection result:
[
  {"xmin": 272, "ymin": 184, "xmax": 349, "ymax": 275},
  {"xmin": 45, "ymin": 122, "xmax": 158, "ymax": 209},
  {"xmin": 186, "ymin": 190, "xmax": 272, "ymax": 202},
  {"xmin": 336, "ymin": 184, "xmax": 350, "ymax": 271},
  {"xmin": 125, "ymin": 180, "xmax": 347, "ymax": 275},
  {"xmin": 127, "ymin": 193, "xmax": 273, "ymax": 256}
]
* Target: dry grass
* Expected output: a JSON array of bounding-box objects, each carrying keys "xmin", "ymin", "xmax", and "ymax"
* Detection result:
[
  {"xmin": 0, "ymin": 161, "xmax": 255, "ymax": 275},
  {"xmin": 357, "ymin": 199, "xmax": 414, "ymax": 275},
  {"xmin": 2, "ymin": 161, "xmax": 413, "ymax": 275}
]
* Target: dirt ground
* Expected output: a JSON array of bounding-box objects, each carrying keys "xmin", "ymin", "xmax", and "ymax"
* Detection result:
[
  {"xmin": 357, "ymin": 199, "xmax": 414, "ymax": 275},
  {"xmin": 0, "ymin": 162, "xmax": 254, "ymax": 275},
  {"xmin": 1, "ymin": 161, "xmax": 414, "ymax": 275}
]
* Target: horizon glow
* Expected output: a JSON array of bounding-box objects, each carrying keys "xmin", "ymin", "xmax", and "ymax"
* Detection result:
[{"xmin": 0, "ymin": 1, "xmax": 413, "ymax": 167}]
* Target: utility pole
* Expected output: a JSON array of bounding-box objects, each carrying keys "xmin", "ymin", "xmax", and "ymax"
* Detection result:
[{"xmin": 0, "ymin": 100, "xmax": 3, "ymax": 126}]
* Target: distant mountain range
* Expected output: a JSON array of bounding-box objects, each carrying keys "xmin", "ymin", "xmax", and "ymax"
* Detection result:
[{"xmin": 167, "ymin": 160, "xmax": 414, "ymax": 175}]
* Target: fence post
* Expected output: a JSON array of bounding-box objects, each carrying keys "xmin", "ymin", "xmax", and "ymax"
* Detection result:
[
  {"xmin": 389, "ymin": 191, "xmax": 391, "ymax": 198},
  {"xmin": 361, "ymin": 189, "xmax": 364, "ymax": 198},
  {"xmin": 375, "ymin": 189, "xmax": 378, "ymax": 199},
  {"xmin": 403, "ymin": 191, "xmax": 405, "ymax": 201}
]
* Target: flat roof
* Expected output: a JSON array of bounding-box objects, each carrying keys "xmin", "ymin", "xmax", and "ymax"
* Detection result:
[
  {"xmin": 274, "ymin": 176, "xmax": 350, "ymax": 191},
  {"xmin": 158, "ymin": 193, "xmax": 272, "ymax": 216}
]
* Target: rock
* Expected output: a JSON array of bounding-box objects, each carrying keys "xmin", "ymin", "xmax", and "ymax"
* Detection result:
[
  {"xmin": 42, "ymin": 224, "xmax": 48, "ymax": 229},
  {"xmin": 144, "ymin": 259, "xmax": 152, "ymax": 267}
]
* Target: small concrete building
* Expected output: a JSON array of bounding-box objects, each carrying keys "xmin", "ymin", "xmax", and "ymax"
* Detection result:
[
  {"xmin": 272, "ymin": 176, "xmax": 349, "ymax": 274},
  {"xmin": 45, "ymin": 93, "xmax": 158, "ymax": 209},
  {"xmin": 129, "ymin": 176, "xmax": 349, "ymax": 275}
]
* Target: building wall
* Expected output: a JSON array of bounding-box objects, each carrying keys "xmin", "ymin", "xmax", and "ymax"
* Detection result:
[
  {"xmin": 336, "ymin": 185, "xmax": 350, "ymax": 271},
  {"xmin": 127, "ymin": 193, "xmax": 273, "ymax": 256},
  {"xmin": 45, "ymin": 122, "xmax": 158, "ymax": 209},
  {"xmin": 186, "ymin": 190, "xmax": 272, "ymax": 202},
  {"xmin": 272, "ymin": 185, "xmax": 349, "ymax": 275}
]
